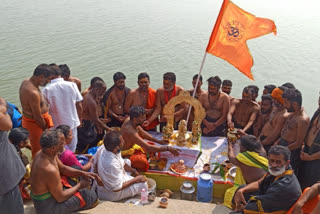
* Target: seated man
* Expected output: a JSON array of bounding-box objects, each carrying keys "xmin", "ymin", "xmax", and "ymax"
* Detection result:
[
  {"xmin": 224, "ymin": 135, "xmax": 268, "ymax": 209},
  {"xmin": 94, "ymin": 131, "xmax": 147, "ymax": 201},
  {"xmin": 30, "ymin": 129, "xmax": 99, "ymax": 214},
  {"xmin": 121, "ymin": 106, "xmax": 180, "ymax": 171},
  {"xmin": 232, "ymin": 145, "xmax": 301, "ymax": 213},
  {"xmin": 292, "ymin": 182, "xmax": 320, "ymax": 214},
  {"xmin": 227, "ymin": 86, "xmax": 259, "ymax": 135}
]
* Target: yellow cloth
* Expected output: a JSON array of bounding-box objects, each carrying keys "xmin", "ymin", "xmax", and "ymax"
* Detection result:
[
  {"xmin": 121, "ymin": 144, "xmax": 145, "ymax": 157},
  {"xmin": 224, "ymin": 151, "xmax": 268, "ymax": 209}
]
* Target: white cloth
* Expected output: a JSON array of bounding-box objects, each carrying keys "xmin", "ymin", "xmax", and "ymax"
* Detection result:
[{"xmin": 95, "ymin": 147, "xmax": 147, "ymax": 201}]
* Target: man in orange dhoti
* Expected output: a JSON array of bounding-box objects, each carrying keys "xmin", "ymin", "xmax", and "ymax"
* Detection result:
[{"xmin": 19, "ymin": 64, "xmax": 54, "ymax": 158}]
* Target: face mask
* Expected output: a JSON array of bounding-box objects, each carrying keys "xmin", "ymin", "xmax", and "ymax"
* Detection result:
[{"xmin": 268, "ymin": 165, "xmax": 286, "ymax": 176}]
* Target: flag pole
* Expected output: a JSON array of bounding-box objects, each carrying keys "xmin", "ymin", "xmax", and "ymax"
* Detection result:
[{"xmin": 186, "ymin": 52, "xmax": 208, "ymax": 124}]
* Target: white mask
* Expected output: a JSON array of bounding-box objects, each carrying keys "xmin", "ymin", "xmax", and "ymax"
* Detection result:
[{"xmin": 268, "ymin": 165, "xmax": 286, "ymax": 176}]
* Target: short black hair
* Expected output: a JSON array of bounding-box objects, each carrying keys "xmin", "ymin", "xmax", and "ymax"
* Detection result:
[
  {"xmin": 222, "ymin": 80, "xmax": 232, "ymax": 87},
  {"xmin": 243, "ymin": 86, "xmax": 254, "ymax": 95},
  {"xmin": 207, "ymin": 76, "xmax": 222, "ymax": 87},
  {"xmin": 130, "ymin": 105, "xmax": 145, "ymax": 120},
  {"xmin": 282, "ymin": 82, "xmax": 295, "ymax": 89},
  {"xmin": 49, "ymin": 63, "xmax": 62, "ymax": 76},
  {"xmin": 40, "ymin": 129, "xmax": 61, "ymax": 149},
  {"xmin": 261, "ymin": 94, "xmax": 272, "ymax": 102},
  {"xmin": 240, "ymin": 135, "xmax": 261, "ymax": 152},
  {"xmin": 104, "ymin": 131, "xmax": 121, "ymax": 152},
  {"xmin": 282, "ymin": 88, "xmax": 302, "ymax": 108},
  {"xmin": 138, "ymin": 72, "xmax": 150, "ymax": 81},
  {"xmin": 193, "ymin": 74, "xmax": 203, "ymax": 82},
  {"xmin": 59, "ymin": 64, "xmax": 71, "ymax": 77},
  {"xmin": 264, "ymin": 84, "xmax": 276, "ymax": 94},
  {"xmin": 248, "ymin": 85, "xmax": 259, "ymax": 95},
  {"xmin": 33, "ymin": 64, "xmax": 52, "ymax": 77},
  {"xmin": 163, "ymin": 72, "xmax": 176, "ymax": 82},
  {"xmin": 90, "ymin": 77, "xmax": 104, "ymax": 87},
  {"xmin": 9, "ymin": 127, "xmax": 29, "ymax": 151},
  {"xmin": 56, "ymin": 125, "xmax": 71, "ymax": 139},
  {"xmin": 113, "ymin": 72, "xmax": 126, "ymax": 82},
  {"xmin": 92, "ymin": 80, "xmax": 106, "ymax": 89},
  {"xmin": 268, "ymin": 145, "xmax": 291, "ymax": 161}
]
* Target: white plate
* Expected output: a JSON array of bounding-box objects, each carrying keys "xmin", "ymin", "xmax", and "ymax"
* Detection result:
[
  {"xmin": 228, "ymin": 166, "xmax": 237, "ymax": 178},
  {"xmin": 124, "ymin": 198, "xmax": 143, "ymax": 206}
]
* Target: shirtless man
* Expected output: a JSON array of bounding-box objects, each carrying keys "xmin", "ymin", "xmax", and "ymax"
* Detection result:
[
  {"xmin": 222, "ymin": 79, "xmax": 232, "ymax": 95},
  {"xmin": 77, "ymin": 80, "xmax": 110, "ymax": 153},
  {"xmin": 248, "ymin": 85, "xmax": 259, "ymax": 103},
  {"xmin": 259, "ymin": 88, "xmax": 289, "ymax": 152},
  {"xmin": 30, "ymin": 129, "xmax": 99, "ymax": 214},
  {"xmin": 263, "ymin": 84, "xmax": 276, "ymax": 95},
  {"xmin": 143, "ymin": 72, "xmax": 185, "ymax": 131},
  {"xmin": 227, "ymin": 86, "xmax": 260, "ymax": 135},
  {"xmin": 121, "ymin": 106, "xmax": 180, "ymax": 171},
  {"xmin": 104, "ymin": 72, "xmax": 130, "ymax": 128},
  {"xmin": 187, "ymin": 74, "xmax": 206, "ymax": 130},
  {"xmin": 124, "ymin": 73, "xmax": 158, "ymax": 131},
  {"xmin": 199, "ymin": 76, "xmax": 229, "ymax": 137},
  {"xmin": 253, "ymin": 94, "xmax": 273, "ymax": 137},
  {"xmin": 275, "ymin": 88, "xmax": 309, "ymax": 174},
  {"xmin": 19, "ymin": 64, "xmax": 54, "ymax": 158},
  {"xmin": 59, "ymin": 64, "xmax": 82, "ymax": 92}
]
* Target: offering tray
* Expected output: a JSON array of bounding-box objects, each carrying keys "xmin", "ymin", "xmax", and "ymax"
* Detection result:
[
  {"xmin": 149, "ymin": 156, "xmax": 168, "ymax": 171},
  {"xmin": 168, "ymin": 131, "xmax": 200, "ymax": 149},
  {"xmin": 169, "ymin": 160, "xmax": 190, "ymax": 175}
]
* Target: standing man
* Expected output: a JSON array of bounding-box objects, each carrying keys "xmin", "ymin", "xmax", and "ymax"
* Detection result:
[
  {"xmin": 121, "ymin": 106, "xmax": 180, "ymax": 171},
  {"xmin": 77, "ymin": 80, "xmax": 110, "ymax": 153},
  {"xmin": 103, "ymin": 72, "xmax": 130, "ymax": 128},
  {"xmin": 199, "ymin": 76, "xmax": 230, "ymax": 137},
  {"xmin": 227, "ymin": 87, "xmax": 260, "ymax": 135},
  {"xmin": 19, "ymin": 64, "xmax": 54, "ymax": 158},
  {"xmin": 253, "ymin": 94, "xmax": 273, "ymax": 137},
  {"xmin": 276, "ymin": 88, "xmax": 309, "ymax": 174},
  {"xmin": 0, "ymin": 97, "xmax": 25, "ymax": 214},
  {"xmin": 259, "ymin": 88, "xmax": 289, "ymax": 152},
  {"xmin": 124, "ymin": 73, "xmax": 158, "ymax": 131},
  {"xmin": 42, "ymin": 64, "xmax": 83, "ymax": 152},
  {"xmin": 187, "ymin": 74, "xmax": 206, "ymax": 99},
  {"xmin": 30, "ymin": 129, "xmax": 99, "ymax": 214},
  {"xmin": 143, "ymin": 72, "xmax": 185, "ymax": 130},
  {"xmin": 59, "ymin": 64, "xmax": 82, "ymax": 92}
]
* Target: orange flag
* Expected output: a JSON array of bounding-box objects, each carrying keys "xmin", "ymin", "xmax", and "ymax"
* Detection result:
[{"xmin": 206, "ymin": 0, "xmax": 277, "ymax": 80}]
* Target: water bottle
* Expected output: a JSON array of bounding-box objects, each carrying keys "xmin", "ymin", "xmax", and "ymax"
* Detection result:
[{"xmin": 141, "ymin": 188, "xmax": 148, "ymax": 204}]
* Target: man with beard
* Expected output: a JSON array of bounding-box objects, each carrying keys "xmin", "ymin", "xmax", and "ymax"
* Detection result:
[
  {"xmin": 124, "ymin": 73, "xmax": 158, "ymax": 131},
  {"xmin": 253, "ymin": 94, "xmax": 273, "ymax": 137},
  {"xmin": 103, "ymin": 72, "xmax": 130, "ymax": 128},
  {"xmin": 30, "ymin": 129, "xmax": 99, "ymax": 214},
  {"xmin": 222, "ymin": 80, "xmax": 234, "ymax": 101},
  {"xmin": 121, "ymin": 106, "xmax": 180, "ymax": 171},
  {"xmin": 232, "ymin": 145, "xmax": 301, "ymax": 213},
  {"xmin": 259, "ymin": 88, "xmax": 290, "ymax": 152},
  {"xmin": 143, "ymin": 72, "xmax": 185, "ymax": 131},
  {"xmin": 77, "ymin": 80, "xmax": 110, "ymax": 153},
  {"xmin": 298, "ymin": 94, "xmax": 320, "ymax": 190},
  {"xmin": 275, "ymin": 88, "xmax": 309, "ymax": 174},
  {"xmin": 199, "ymin": 76, "xmax": 230, "ymax": 137},
  {"xmin": 19, "ymin": 64, "xmax": 54, "ymax": 158},
  {"xmin": 227, "ymin": 87, "xmax": 260, "ymax": 135}
]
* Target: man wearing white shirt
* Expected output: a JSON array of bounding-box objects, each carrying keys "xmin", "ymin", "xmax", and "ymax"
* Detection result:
[
  {"xmin": 42, "ymin": 64, "xmax": 83, "ymax": 151},
  {"xmin": 93, "ymin": 131, "xmax": 147, "ymax": 202}
]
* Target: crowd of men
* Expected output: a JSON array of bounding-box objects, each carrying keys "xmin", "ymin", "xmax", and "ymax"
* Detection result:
[{"xmin": 1, "ymin": 63, "xmax": 320, "ymax": 213}]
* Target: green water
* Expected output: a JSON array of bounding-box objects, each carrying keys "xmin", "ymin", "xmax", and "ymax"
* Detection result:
[{"xmin": 1, "ymin": 0, "xmax": 320, "ymax": 115}]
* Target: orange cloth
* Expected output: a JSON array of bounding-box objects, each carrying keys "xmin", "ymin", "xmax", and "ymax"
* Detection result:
[
  {"xmin": 206, "ymin": 0, "xmax": 277, "ymax": 80},
  {"xmin": 61, "ymin": 176, "xmax": 86, "ymax": 208},
  {"xmin": 22, "ymin": 112, "xmax": 54, "ymax": 158},
  {"xmin": 271, "ymin": 87, "xmax": 284, "ymax": 104},
  {"xmin": 145, "ymin": 87, "xmax": 159, "ymax": 130},
  {"xmin": 130, "ymin": 151, "xmax": 149, "ymax": 172},
  {"xmin": 287, "ymin": 187, "xmax": 320, "ymax": 214}
]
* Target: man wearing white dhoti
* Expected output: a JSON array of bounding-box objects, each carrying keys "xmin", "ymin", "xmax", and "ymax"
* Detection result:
[{"xmin": 94, "ymin": 131, "xmax": 147, "ymax": 201}]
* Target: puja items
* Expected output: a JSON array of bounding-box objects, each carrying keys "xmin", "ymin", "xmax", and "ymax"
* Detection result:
[
  {"xmin": 196, "ymin": 173, "xmax": 213, "ymax": 203},
  {"xmin": 175, "ymin": 120, "xmax": 188, "ymax": 146},
  {"xmin": 149, "ymin": 156, "xmax": 167, "ymax": 171},
  {"xmin": 180, "ymin": 181, "xmax": 195, "ymax": 201},
  {"xmin": 227, "ymin": 128, "xmax": 239, "ymax": 143},
  {"xmin": 170, "ymin": 159, "xmax": 188, "ymax": 175},
  {"xmin": 162, "ymin": 124, "xmax": 173, "ymax": 140},
  {"xmin": 160, "ymin": 189, "xmax": 173, "ymax": 198},
  {"xmin": 148, "ymin": 191, "xmax": 156, "ymax": 201},
  {"xmin": 191, "ymin": 121, "xmax": 201, "ymax": 145},
  {"xmin": 159, "ymin": 197, "xmax": 169, "ymax": 208}
]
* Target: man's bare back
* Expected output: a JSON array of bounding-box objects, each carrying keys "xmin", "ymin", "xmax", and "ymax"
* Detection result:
[{"xmin": 68, "ymin": 76, "xmax": 81, "ymax": 92}]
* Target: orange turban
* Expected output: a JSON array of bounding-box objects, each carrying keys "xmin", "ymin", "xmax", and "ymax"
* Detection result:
[{"xmin": 271, "ymin": 88, "xmax": 284, "ymax": 104}]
